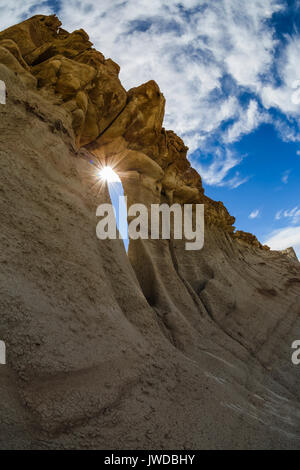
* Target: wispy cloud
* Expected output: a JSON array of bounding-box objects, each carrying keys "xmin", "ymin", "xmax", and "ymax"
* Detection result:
[
  {"xmin": 223, "ymin": 100, "xmax": 269, "ymax": 144},
  {"xmin": 249, "ymin": 209, "xmax": 260, "ymax": 219},
  {"xmin": 191, "ymin": 148, "xmax": 249, "ymax": 189},
  {"xmin": 0, "ymin": 0, "xmax": 52, "ymax": 29},
  {"xmin": 260, "ymin": 36, "xmax": 300, "ymax": 115},
  {"xmin": 281, "ymin": 169, "xmax": 291, "ymax": 184},
  {"xmin": 275, "ymin": 206, "xmax": 300, "ymax": 224},
  {"xmin": 259, "ymin": 34, "xmax": 300, "ymax": 143}
]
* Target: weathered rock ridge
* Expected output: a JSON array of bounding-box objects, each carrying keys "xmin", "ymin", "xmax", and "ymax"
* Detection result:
[{"xmin": 0, "ymin": 15, "xmax": 300, "ymax": 449}]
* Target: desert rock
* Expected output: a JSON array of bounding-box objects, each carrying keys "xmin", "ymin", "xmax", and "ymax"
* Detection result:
[{"xmin": 0, "ymin": 16, "xmax": 300, "ymax": 450}]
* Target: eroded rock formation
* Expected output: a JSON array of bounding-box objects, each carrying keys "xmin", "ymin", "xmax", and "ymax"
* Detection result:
[{"xmin": 0, "ymin": 15, "xmax": 300, "ymax": 449}]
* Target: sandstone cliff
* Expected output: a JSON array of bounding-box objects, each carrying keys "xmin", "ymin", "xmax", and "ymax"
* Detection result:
[{"xmin": 0, "ymin": 15, "xmax": 300, "ymax": 449}]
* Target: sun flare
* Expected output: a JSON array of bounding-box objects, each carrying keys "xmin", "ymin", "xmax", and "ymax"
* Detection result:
[{"xmin": 98, "ymin": 166, "xmax": 121, "ymax": 183}]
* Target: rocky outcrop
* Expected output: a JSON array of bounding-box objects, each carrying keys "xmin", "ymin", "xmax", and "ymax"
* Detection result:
[
  {"xmin": 234, "ymin": 230, "xmax": 270, "ymax": 250},
  {"xmin": 0, "ymin": 16, "xmax": 300, "ymax": 450},
  {"xmin": 280, "ymin": 247, "xmax": 299, "ymax": 261},
  {"xmin": 0, "ymin": 17, "xmax": 235, "ymax": 233},
  {"xmin": 0, "ymin": 15, "xmax": 127, "ymax": 146}
]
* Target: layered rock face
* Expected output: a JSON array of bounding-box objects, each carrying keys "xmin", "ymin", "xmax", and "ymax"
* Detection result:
[{"xmin": 0, "ymin": 15, "xmax": 300, "ymax": 449}]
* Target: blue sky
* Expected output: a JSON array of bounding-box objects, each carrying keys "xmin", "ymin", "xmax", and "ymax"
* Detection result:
[{"xmin": 0, "ymin": 0, "xmax": 300, "ymax": 256}]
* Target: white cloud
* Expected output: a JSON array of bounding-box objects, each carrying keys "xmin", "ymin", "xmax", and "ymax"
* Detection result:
[
  {"xmin": 275, "ymin": 206, "xmax": 300, "ymax": 224},
  {"xmin": 260, "ymin": 36, "xmax": 300, "ymax": 115},
  {"xmin": 249, "ymin": 209, "xmax": 260, "ymax": 219},
  {"xmin": 223, "ymin": 100, "xmax": 269, "ymax": 144},
  {"xmin": 227, "ymin": 173, "xmax": 250, "ymax": 189},
  {"xmin": 223, "ymin": 1, "xmax": 281, "ymax": 91},
  {"xmin": 258, "ymin": 34, "xmax": 300, "ymax": 142},
  {"xmin": 0, "ymin": 0, "xmax": 52, "ymax": 30},
  {"xmin": 264, "ymin": 226, "xmax": 300, "ymax": 258},
  {"xmin": 191, "ymin": 148, "xmax": 249, "ymax": 188},
  {"xmin": 281, "ymin": 169, "xmax": 291, "ymax": 184},
  {"xmin": 273, "ymin": 118, "xmax": 300, "ymax": 143}
]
